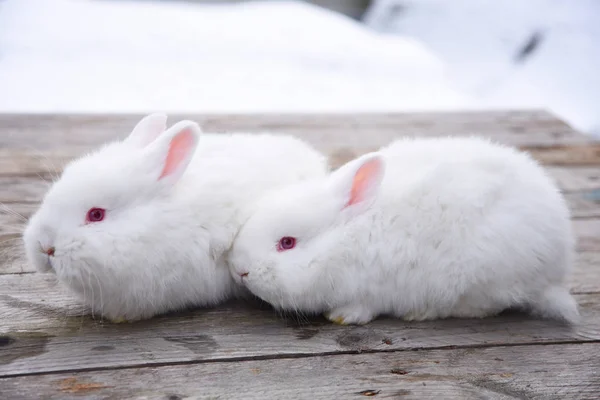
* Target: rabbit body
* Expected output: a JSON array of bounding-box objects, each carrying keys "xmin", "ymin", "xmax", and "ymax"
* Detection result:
[
  {"xmin": 229, "ymin": 137, "xmax": 579, "ymax": 325},
  {"xmin": 23, "ymin": 115, "xmax": 328, "ymax": 321}
]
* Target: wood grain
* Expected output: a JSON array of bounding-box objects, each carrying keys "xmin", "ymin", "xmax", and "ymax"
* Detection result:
[
  {"xmin": 1, "ymin": 270, "xmax": 599, "ymax": 377},
  {"xmin": 0, "ymin": 111, "xmax": 592, "ymax": 150},
  {"xmin": 1, "ymin": 111, "xmax": 599, "ymax": 179},
  {"xmin": 573, "ymin": 218, "xmax": 600, "ymax": 252},
  {"xmin": 1, "ymin": 343, "xmax": 598, "ymax": 399},
  {"xmin": 564, "ymin": 193, "xmax": 600, "ymax": 219},
  {"xmin": 524, "ymin": 143, "xmax": 600, "ymax": 166},
  {"xmin": 572, "ymin": 251, "xmax": 600, "ymax": 294},
  {"xmin": 546, "ymin": 167, "xmax": 600, "ymax": 191},
  {"xmin": 2, "ymin": 142, "xmax": 600, "ymax": 180}
]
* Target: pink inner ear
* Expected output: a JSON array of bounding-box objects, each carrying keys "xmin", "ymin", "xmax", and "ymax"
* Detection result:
[
  {"xmin": 346, "ymin": 158, "xmax": 382, "ymax": 207},
  {"xmin": 159, "ymin": 129, "xmax": 195, "ymax": 180}
]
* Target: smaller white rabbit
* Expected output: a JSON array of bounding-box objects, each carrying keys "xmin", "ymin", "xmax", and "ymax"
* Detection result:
[
  {"xmin": 228, "ymin": 136, "xmax": 579, "ymax": 325},
  {"xmin": 23, "ymin": 113, "xmax": 328, "ymax": 322}
]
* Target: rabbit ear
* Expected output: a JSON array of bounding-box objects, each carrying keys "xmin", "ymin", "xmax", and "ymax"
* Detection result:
[
  {"xmin": 125, "ymin": 113, "xmax": 168, "ymax": 147},
  {"xmin": 329, "ymin": 152, "xmax": 384, "ymax": 214},
  {"xmin": 143, "ymin": 120, "xmax": 201, "ymax": 185}
]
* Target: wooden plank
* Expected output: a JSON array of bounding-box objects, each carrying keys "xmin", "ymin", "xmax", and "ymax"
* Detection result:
[
  {"xmin": 0, "ymin": 111, "xmax": 592, "ymax": 151},
  {"xmin": 0, "ymin": 343, "xmax": 598, "ymax": 399},
  {"xmin": 0, "ymin": 149, "xmax": 72, "ymax": 178},
  {"xmin": 0, "ymin": 234, "xmax": 25, "ymax": 274},
  {"xmin": 564, "ymin": 192, "xmax": 600, "ymax": 219},
  {"xmin": 572, "ymin": 252, "xmax": 600, "ymax": 294},
  {"xmin": 524, "ymin": 144, "xmax": 600, "ymax": 167},
  {"xmin": 3, "ymin": 144, "xmax": 600, "ymax": 181},
  {"xmin": 0, "ymin": 269, "xmax": 599, "ymax": 376},
  {"xmin": 574, "ymin": 218, "xmax": 600, "ymax": 252},
  {"xmin": 0, "ymin": 216, "xmax": 24, "ymax": 236},
  {"xmin": 545, "ymin": 167, "xmax": 600, "ymax": 192},
  {"xmin": 0, "ymin": 112, "xmax": 598, "ymax": 178},
  {"xmin": 0, "ymin": 178, "xmax": 49, "ymax": 203}
]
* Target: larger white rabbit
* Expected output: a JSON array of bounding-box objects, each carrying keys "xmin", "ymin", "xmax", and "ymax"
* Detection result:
[
  {"xmin": 23, "ymin": 113, "xmax": 328, "ymax": 322},
  {"xmin": 229, "ymin": 136, "xmax": 579, "ymax": 325}
]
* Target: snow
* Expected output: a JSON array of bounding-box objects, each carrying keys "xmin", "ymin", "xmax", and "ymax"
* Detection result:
[
  {"xmin": 0, "ymin": 0, "xmax": 598, "ymax": 137},
  {"xmin": 0, "ymin": 0, "xmax": 471, "ymax": 113},
  {"xmin": 364, "ymin": 0, "xmax": 600, "ymax": 136}
]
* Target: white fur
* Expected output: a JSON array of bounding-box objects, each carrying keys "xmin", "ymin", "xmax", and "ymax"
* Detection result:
[
  {"xmin": 228, "ymin": 136, "xmax": 579, "ymax": 325},
  {"xmin": 22, "ymin": 114, "xmax": 328, "ymax": 321}
]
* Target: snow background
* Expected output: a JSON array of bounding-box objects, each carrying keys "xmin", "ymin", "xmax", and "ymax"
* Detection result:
[
  {"xmin": 365, "ymin": 0, "xmax": 600, "ymax": 137},
  {"xmin": 0, "ymin": 0, "xmax": 598, "ymax": 136}
]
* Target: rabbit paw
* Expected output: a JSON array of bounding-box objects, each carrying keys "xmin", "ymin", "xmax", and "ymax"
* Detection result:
[
  {"xmin": 401, "ymin": 308, "xmax": 439, "ymax": 321},
  {"xmin": 325, "ymin": 305, "xmax": 375, "ymax": 325}
]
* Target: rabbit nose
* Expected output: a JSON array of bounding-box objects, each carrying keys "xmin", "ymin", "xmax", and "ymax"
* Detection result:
[
  {"xmin": 43, "ymin": 246, "xmax": 55, "ymax": 256},
  {"xmin": 239, "ymin": 272, "xmax": 249, "ymax": 278}
]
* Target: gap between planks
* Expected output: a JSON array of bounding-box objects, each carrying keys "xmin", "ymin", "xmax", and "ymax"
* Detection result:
[
  {"xmin": 1, "ymin": 343, "xmax": 598, "ymax": 400},
  {"xmin": 2, "ymin": 338, "xmax": 600, "ymax": 380}
]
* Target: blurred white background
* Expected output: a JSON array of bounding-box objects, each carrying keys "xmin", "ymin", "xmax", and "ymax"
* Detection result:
[{"xmin": 0, "ymin": 0, "xmax": 598, "ymax": 136}]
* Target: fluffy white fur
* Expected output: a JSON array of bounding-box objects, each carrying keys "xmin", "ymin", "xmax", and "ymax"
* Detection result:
[
  {"xmin": 23, "ymin": 113, "xmax": 328, "ymax": 321},
  {"xmin": 228, "ymin": 136, "xmax": 579, "ymax": 325}
]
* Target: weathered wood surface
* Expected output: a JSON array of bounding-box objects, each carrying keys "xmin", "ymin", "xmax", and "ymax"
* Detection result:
[
  {"xmin": 1, "ymin": 111, "xmax": 599, "ymax": 399},
  {"xmin": 1, "ymin": 272, "xmax": 599, "ymax": 377},
  {"xmin": 0, "ymin": 111, "xmax": 592, "ymax": 150},
  {"xmin": 1, "ymin": 343, "xmax": 599, "ymax": 400}
]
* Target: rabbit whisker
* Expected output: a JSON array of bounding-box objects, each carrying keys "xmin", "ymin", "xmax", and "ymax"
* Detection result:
[
  {"xmin": 23, "ymin": 144, "xmax": 62, "ymax": 182},
  {"xmin": 0, "ymin": 202, "xmax": 29, "ymax": 222}
]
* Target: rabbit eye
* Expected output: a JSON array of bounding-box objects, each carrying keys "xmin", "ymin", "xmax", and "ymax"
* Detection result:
[
  {"xmin": 277, "ymin": 237, "xmax": 296, "ymax": 252},
  {"xmin": 86, "ymin": 208, "xmax": 106, "ymax": 223}
]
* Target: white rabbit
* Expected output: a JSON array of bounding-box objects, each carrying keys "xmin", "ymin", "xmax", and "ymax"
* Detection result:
[
  {"xmin": 228, "ymin": 136, "xmax": 579, "ymax": 325},
  {"xmin": 23, "ymin": 113, "xmax": 328, "ymax": 322}
]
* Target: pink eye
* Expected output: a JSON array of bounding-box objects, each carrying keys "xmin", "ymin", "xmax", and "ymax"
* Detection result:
[
  {"xmin": 277, "ymin": 236, "xmax": 296, "ymax": 252},
  {"xmin": 86, "ymin": 208, "xmax": 105, "ymax": 223}
]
